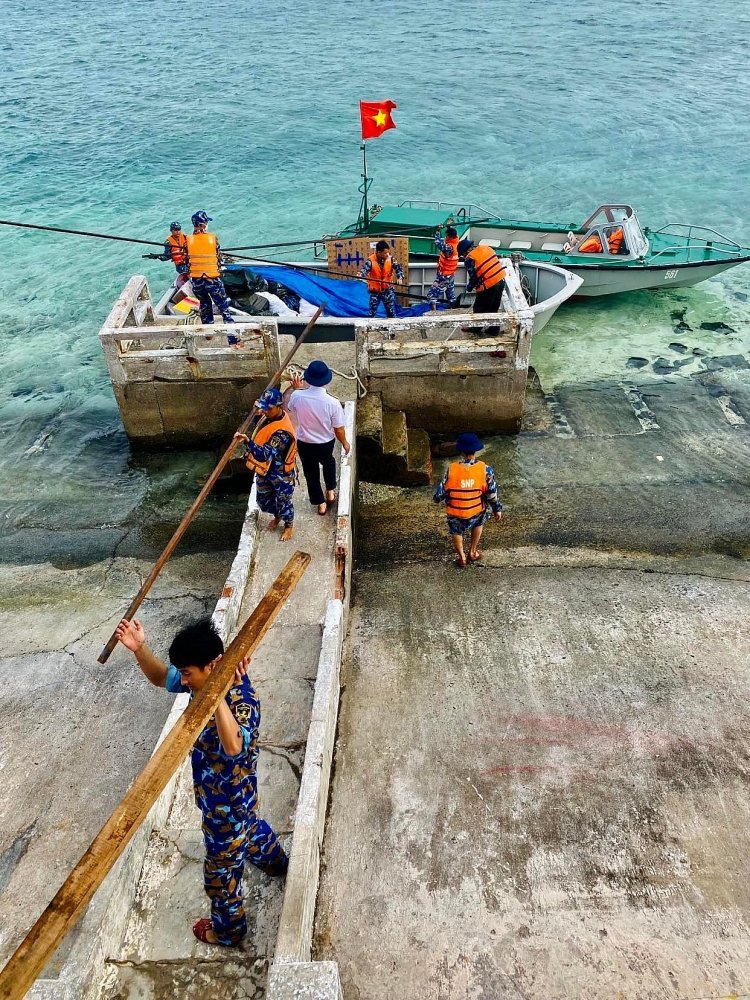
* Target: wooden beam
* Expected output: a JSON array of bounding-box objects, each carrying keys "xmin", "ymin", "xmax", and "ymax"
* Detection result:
[{"xmin": 0, "ymin": 550, "xmax": 311, "ymax": 1000}]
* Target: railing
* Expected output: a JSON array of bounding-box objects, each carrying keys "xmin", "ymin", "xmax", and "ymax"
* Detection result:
[
  {"xmin": 397, "ymin": 199, "xmax": 501, "ymax": 220},
  {"xmin": 648, "ymin": 225, "xmax": 749, "ymax": 263}
]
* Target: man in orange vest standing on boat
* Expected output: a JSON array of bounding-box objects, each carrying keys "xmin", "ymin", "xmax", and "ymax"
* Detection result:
[
  {"xmin": 186, "ymin": 210, "xmax": 236, "ymax": 331},
  {"xmin": 234, "ymin": 388, "xmax": 297, "ymax": 542},
  {"xmin": 157, "ymin": 221, "xmax": 189, "ymax": 274},
  {"xmin": 428, "ymin": 225, "xmax": 460, "ymax": 309},
  {"xmin": 459, "ymin": 240, "xmax": 507, "ymax": 315},
  {"xmin": 358, "ymin": 240, "xmax": 405, "ymax": 318},
  {"xmin": 433, "ymin": 432, "xmax": 502, "ymax": 568}
]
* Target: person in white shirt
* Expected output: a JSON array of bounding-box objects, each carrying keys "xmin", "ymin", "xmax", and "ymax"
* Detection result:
[{"xmin": 283, "ymin": 360, "xmax": 351, "ymax": 515}]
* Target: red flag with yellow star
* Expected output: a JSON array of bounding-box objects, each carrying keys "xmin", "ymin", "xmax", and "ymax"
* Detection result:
[{"xmin": 360, "ymin": 100, "xmax": 397, "ymax": 140}]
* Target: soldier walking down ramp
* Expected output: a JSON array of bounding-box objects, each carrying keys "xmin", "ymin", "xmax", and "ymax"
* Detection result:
[
  {"xmin": 114, "ymin": 617, "xmax": 288, "ymax": 947},
  {"xmin": 235, "ymin": 388, "xmax": 298, "ymax": 542},
  {"xmin": 433, "ymin": 432, "xmax": 502, "ymax": 567}
]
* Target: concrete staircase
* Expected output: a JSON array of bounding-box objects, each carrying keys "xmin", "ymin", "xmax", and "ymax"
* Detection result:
[{"xmin": 356, "ymin": 392, "xmax": 433, "ymax": 486}]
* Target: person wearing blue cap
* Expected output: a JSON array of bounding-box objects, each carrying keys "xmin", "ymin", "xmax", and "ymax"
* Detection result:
[
  {"xmin": 433, "ymin": 432, "xmax": 502, "ymax": 567},
  {"xmin": 185, "ymin": 211, "xmax": 236, "ymax": 334},
  {"xmin": 283, "ymin": 360, "xmax": 350, "ymax": 515},
  {"xmin": 234, "ymin": 388, "xmax": 297, "ymax": 541}
]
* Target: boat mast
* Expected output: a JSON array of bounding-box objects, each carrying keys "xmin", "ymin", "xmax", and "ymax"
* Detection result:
[{"xmin": 359, "ymin": 141, "xmax": 371, "ymax": 231}]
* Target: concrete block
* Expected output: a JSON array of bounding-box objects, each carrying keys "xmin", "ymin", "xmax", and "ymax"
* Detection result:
[
  {"xmin": 354, "ymin": 391, "xmax": 383, "ymax": 443},
  {"xmin": 380, "ymin": 409, "xmax": 408, "ymax": 458},
  {"xmin": 404, "ymin": 427, "xmax": 433, "ymax": 486},
  {"xmin": 266, "ymin": 961, "xmax": 343, "ymax": 1000}
]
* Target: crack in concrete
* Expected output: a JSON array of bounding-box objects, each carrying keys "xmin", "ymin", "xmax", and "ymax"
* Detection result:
[{"xmin": 258, "ymin": 743, "xmax": 303, "ymax": 783}]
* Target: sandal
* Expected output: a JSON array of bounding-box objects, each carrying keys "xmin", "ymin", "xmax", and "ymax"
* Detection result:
[
  {"xmin": 317, "ymin": 503, "xmax": 327, "ymax": 515},
  {"xmin": 454, "ymin": 556, "xmax": 467, "ymax": 569},
  {"xmin": 468, "ymin": 550, "xmax": 483, "ymax": 562}
]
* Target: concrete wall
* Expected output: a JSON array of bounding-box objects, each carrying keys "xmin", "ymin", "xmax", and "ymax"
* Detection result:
[
  {"xmin": 354, "ymin": 286, "xmax": 535, "ymax": 435},
  {"xmin": 99, "ymin": 276, "xmax": 281, "ymax": 449}
]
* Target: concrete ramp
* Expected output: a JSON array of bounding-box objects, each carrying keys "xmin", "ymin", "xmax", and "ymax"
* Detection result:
[{"xmin": 28, "ymin": 405, "xmax": 354, "ymax": 1000}]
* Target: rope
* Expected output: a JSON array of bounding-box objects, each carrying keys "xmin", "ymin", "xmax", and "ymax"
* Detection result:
[{"xmin": 284, "ymin": 363, "xmax": 368, "ymax": 399}]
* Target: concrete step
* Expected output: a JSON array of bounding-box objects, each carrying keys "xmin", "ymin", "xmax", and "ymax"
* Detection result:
[
  {"xmin": 402, "ymin": 428, "xmax": 433, "ymax": 486},
  {"xmin": 381, "ymin": 409, "xmax": 408, "ymax": 459},
  {"xmin": 355, "ymin": 391, "xmax": 383, "ymax": 444}
]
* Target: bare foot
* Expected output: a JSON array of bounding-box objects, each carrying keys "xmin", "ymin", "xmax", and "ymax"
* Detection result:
[
  {"xmin": 268, "ymin": 517, "xmax": 281, "ymax": 532},
  {"xmin": 280, "ymin": 525, "xmax": 294, "ymax": 542},
  {"xmin": 317, "ymin": 503, "xmax": 327, "ymax": 515},
  {"xmin": 325, "ymin": 490, "xmax": 336, "ymax": 504}
]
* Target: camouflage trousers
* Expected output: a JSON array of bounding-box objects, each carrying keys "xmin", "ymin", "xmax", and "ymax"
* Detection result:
[
  {"xmin": 197, "ymin": 776, "xmax": 288, "ymax": 945},
  {"xmin": 256, "ymin": 472, "xmax": 295, "ymax": 526},
  {"xmin": 368, "ymin": 288, "xmax": 397, "ymax": 317},
  {"xmin": 192, "ymin": 276, "xmax": 233, "ymax": 324},
  {"xmin": 428, "ymin": 271, "xmax": 456, "ymax": 304}
]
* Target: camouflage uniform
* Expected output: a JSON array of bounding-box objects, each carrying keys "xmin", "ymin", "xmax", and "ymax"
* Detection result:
[
  {"xmin": 243, "ymin": 422, "xmax": 296, "ymax": 527},
  {"xmin": 428, "ymin": 233, "xmax": 457, "ymax": 306},
  {"xmin": 359, "ymin": 257, "xmax": 405, "ymax": 318},
  {"xmin": 433, "ymin": 457, "xmax": 503, "ymax": 536},
  {"xmin": 166, "ymin": 666, "xmax": 288, "ymax": 945},
  {"xmin": 192, "ymin": 276, "xmax": 233, "ymax": 325}
]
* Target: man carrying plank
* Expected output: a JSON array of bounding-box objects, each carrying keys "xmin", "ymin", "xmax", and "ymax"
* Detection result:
[{"xmin": 115, "ymin": 617, "xmax": 288, "ymax": 947}]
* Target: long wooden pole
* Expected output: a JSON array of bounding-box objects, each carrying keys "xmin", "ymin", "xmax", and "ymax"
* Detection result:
[
  {"xmin": 97, "ymin": 304, "xmax": 325, "ymax": 664},
  {"xmin": 0, "ymin": 550, "xmax": 311, "ymax": 1000}
]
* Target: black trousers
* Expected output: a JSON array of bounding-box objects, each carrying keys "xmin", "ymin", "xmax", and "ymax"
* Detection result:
[
  {"xmin": 473, "ymin": 280, "xmax": 505, "ymax": 315},
  {"xmin": 297, "ymin": 439, "xmax": 337, "ymax": 505}
]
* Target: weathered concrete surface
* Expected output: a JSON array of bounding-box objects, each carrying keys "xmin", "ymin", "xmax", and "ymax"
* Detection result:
[
  {"xmin": 315, "ymin": 561, "xmax": 750, "ymax": 999},
  {"xmin": 0, "ymin": 547, "xmax": 239, "ymax": 971},
  {"xmin": 102, "ymin": 424, "xmax": 350, "ymax": 998},
  {"xmin": 317, "ymin": 371, "xmax": 750, "ymax": 998}
]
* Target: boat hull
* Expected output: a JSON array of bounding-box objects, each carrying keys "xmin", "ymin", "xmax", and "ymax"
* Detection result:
[{"xmin": 552, "ymin": 257, "xmax": 750, "ymax": 297}]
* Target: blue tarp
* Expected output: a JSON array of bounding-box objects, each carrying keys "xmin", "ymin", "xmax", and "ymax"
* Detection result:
[{"xmin": 225, "ymin": 264, "xmax": 441, "ymax": 318}]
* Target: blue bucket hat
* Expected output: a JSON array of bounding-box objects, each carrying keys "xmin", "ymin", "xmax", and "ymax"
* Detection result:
[
  {"xmin": 191, "ymin": 210, "xmax": 212, "ymax": 226},
  {"xmin": 169, "ymin": 221, "xmax": 182, "ymax": 231},
  {"xmin": 303, "ymin": 360, "xmax": 333, "ymax": 386},
  {"xmin": 256, "ymin": 387, "xmax": 284, "ymax": 411},
  {"xmin": 457, "ymin": 239, "xmax": 475, "ymax": 258},
  {"xmin": 456, "ymin": 432, "xmax": 483, "ymax": 455}
]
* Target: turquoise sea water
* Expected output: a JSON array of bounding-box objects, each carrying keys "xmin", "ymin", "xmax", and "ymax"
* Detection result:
[{"xmin": 2, "ymin": 0, "xmax": 750, "ymax": 543}]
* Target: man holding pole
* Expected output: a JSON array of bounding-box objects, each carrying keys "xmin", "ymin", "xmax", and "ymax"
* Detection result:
[
  {"xmin": 234, "ymin": 388, "xmax": 298, "ymax": 541},
  {"xmin": 114, "ymin": 616, "xmax": 288, "ymax": 947}
]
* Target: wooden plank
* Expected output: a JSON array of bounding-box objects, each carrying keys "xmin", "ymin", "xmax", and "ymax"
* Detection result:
[{"xmin": 0, "ymin": 551, "xmax": 311, "ymax": 1000}]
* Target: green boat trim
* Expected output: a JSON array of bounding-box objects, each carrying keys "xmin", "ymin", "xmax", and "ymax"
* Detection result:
[{"xmin": 339, "ymin": 201, "xmax": 750, "ymax": 296}]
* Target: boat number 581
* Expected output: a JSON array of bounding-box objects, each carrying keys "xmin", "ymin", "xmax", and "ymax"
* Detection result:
[{"xmin": 664, "ymin": 269, "xmax": 678, "ymax": 280}]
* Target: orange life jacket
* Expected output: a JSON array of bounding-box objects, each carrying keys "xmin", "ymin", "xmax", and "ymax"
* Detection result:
[
  {"xmin": 577, "ymin": 233, "xmax": 604, "ymax": 254},
  {"xmin": 606, "ymin": 227, "xmax": 625, "ymax": 254},
  {"xmin": 244, "ymin": 412, "xmax": 297, "ymax": 477},
  {"xmin": 465, "ymin": 245, "xmax": 506, "ymax": 291},
  {"xmin": 445, "ymin": 460, "xmax": 488, "ymax": 520},
  {"xmin": 167, "ymin": 232, "xmax": 188, "ymax": 267},
  {"xmin": 367, "ymin": 254, "xmax": 394, "ymax": 293},
  {"xmin": 438, "ymin": 236, "xmax": 460, "ymax": 277},
  {"xmin": 186, "ymin": 232, "xmax": 221, "ymax": 279}
]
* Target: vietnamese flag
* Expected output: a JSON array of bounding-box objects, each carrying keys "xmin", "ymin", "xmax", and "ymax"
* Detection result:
[{"xmin": 360, "ymin": 100, "xmax": 397, "ymax": 140}]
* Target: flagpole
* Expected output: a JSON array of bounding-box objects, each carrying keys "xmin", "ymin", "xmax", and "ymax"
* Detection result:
[{"xmin": 361, "ymin": 141, "xmax": 370, "ymax": 229}]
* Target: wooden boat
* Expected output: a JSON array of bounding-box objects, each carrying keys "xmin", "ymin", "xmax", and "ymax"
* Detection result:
[{"xmin": 338, "ymin": 202, "xmax": 750, "ymax": 297}]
